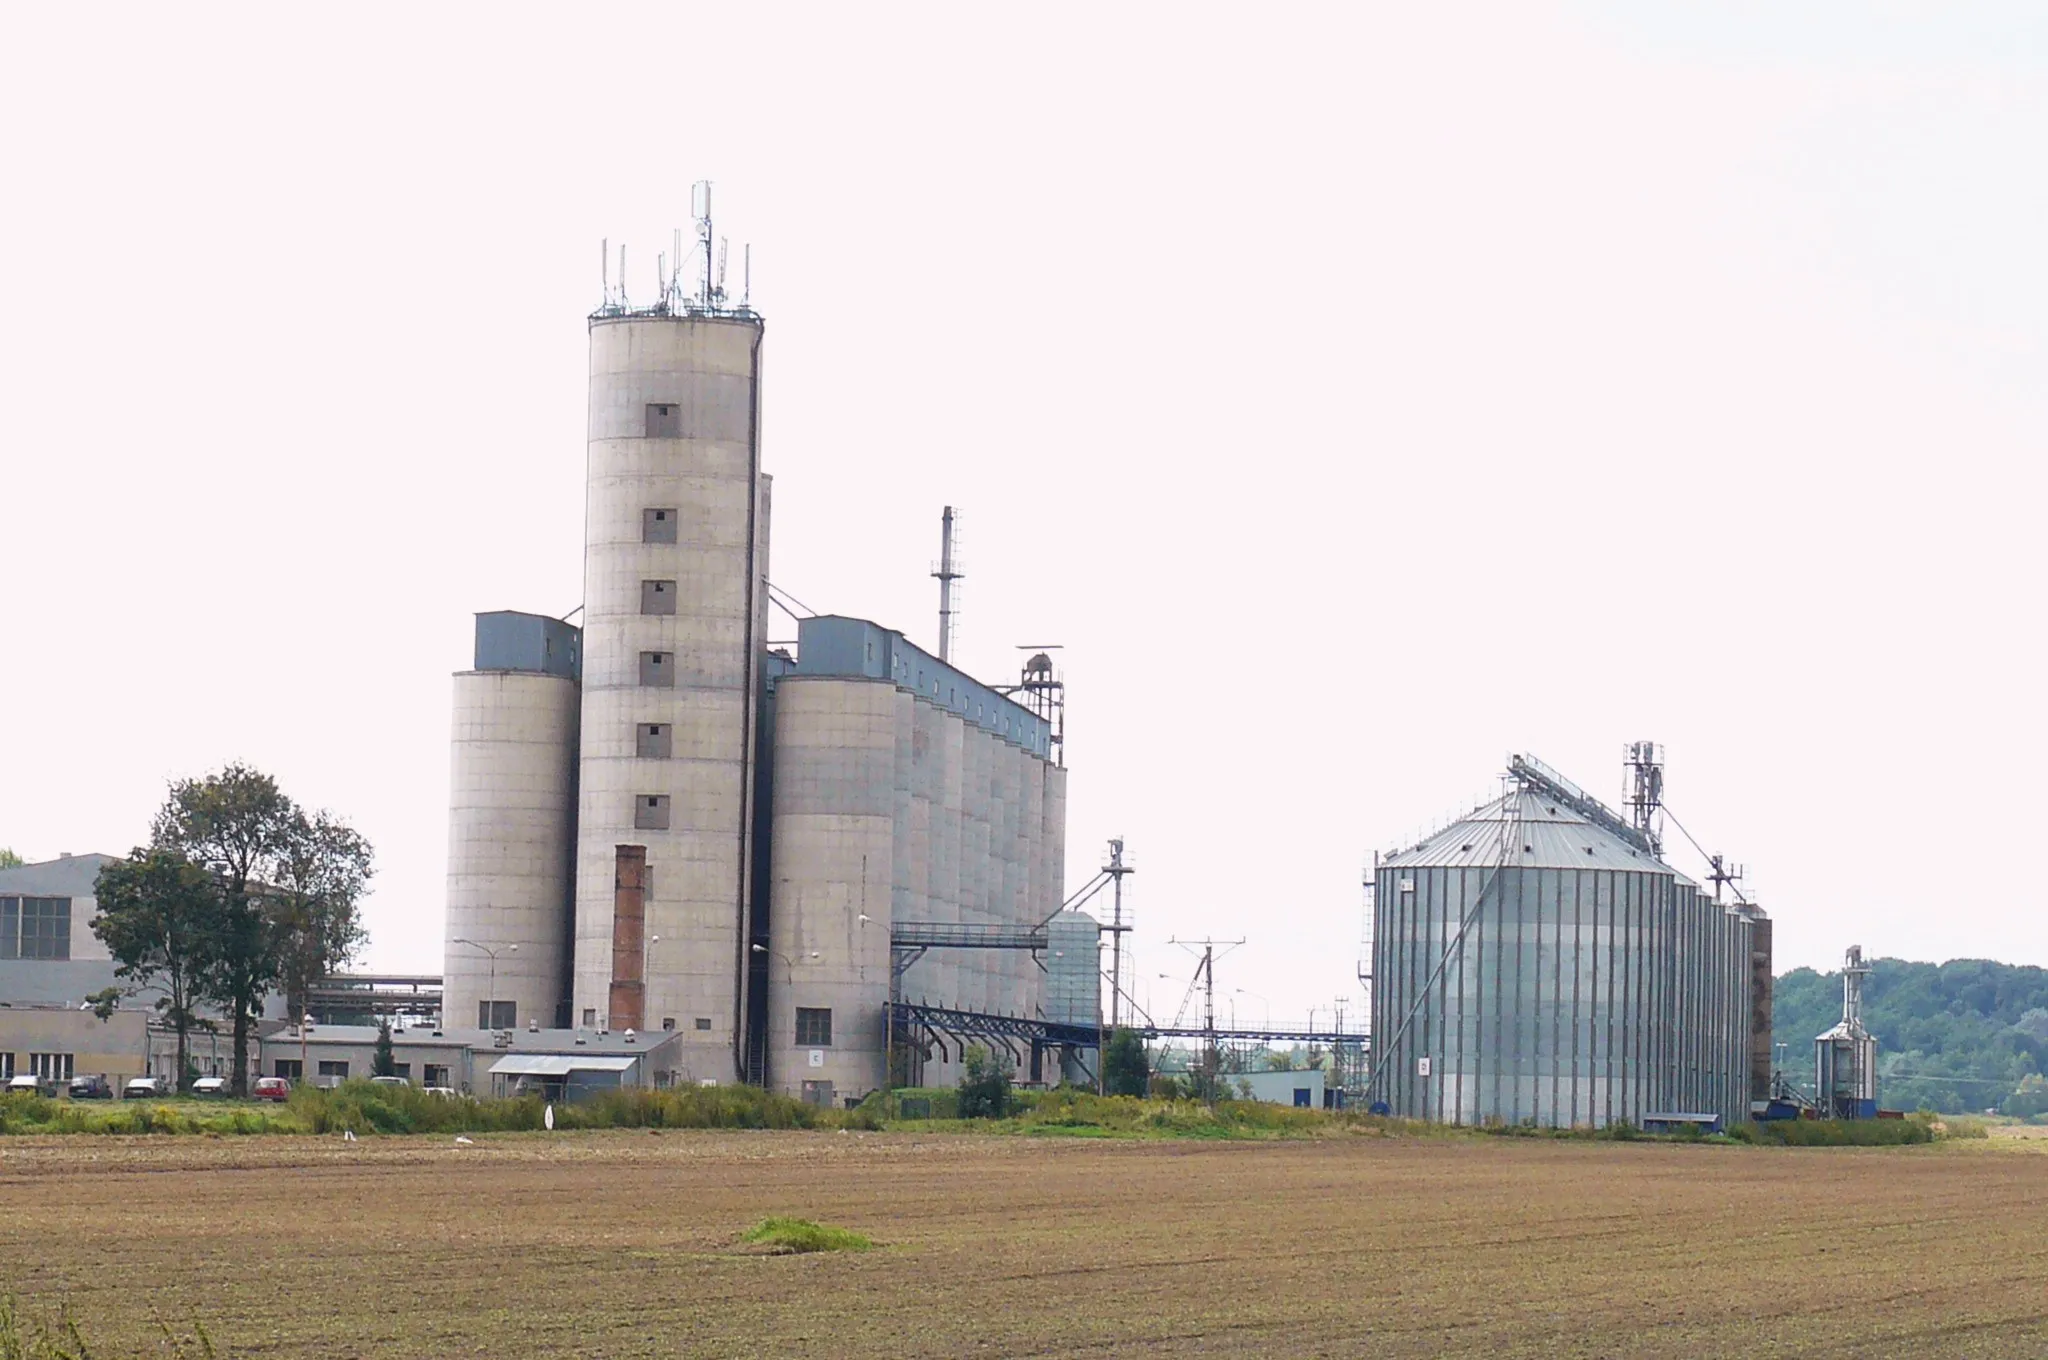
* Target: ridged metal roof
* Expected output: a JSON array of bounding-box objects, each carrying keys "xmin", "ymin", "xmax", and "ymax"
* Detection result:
[{"xmin": 1384, "ymin": 785, "xmax": 1674, "ymax": 875}]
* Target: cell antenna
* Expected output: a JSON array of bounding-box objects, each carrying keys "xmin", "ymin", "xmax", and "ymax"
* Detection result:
[
  {"xmin": 743, "ymin": 243, "xmax": 752, "ymax": 306},
  {"xmin": 1624, "ymin": 741, "xmax": 1665, "ymax": 858},
  {"xmin": 692, "ymin": 180, "xmax": 714, "ymax": 308},
  {"xmin": 601, "ymin": 237, "xmax": 609, "ymax": 306}
]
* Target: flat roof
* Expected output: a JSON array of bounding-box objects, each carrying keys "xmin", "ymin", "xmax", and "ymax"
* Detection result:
[{"xmin": 488, "ymin": 1054, "xmax": 640, "ymax": 1076}]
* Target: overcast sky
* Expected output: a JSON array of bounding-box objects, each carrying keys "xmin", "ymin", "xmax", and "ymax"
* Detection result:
[{"xmin": 4, "ymin": 4, "xmax": 2043, "ymax": 1024}]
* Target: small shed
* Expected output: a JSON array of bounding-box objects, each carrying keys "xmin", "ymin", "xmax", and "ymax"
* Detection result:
[
  {"xmin": 1642, "ymin": 1111, "xmax": 1725, "ymax": 1136},
  {"xmin": 488, "ymin": 1053, "xmax": 642, "ymax": 1102}
]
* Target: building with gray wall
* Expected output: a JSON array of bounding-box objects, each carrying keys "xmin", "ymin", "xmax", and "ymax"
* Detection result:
[{"xmin": 442, "ymin": 265, "xmax": 1085, "ymax": 1103}]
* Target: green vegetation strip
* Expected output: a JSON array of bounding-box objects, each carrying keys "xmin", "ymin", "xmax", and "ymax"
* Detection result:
[{"xmin": 739, "ymin": 1217, "xmax": 873, "ymax": 1254}]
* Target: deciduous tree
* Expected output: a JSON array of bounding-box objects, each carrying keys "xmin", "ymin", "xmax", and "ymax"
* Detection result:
[{"xmin": 92, "ymin": 848, "xmax": 219, "ymax": 1092}]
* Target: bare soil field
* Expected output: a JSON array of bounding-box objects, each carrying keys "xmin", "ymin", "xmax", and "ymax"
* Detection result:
[{"xmin": 3, "ymin": 1131, "xmax": 2045, "ymax": 1358}]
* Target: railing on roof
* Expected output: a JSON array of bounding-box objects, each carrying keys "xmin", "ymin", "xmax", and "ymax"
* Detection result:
[{"xmin": 1508, "ymin": 754, "xmax": 1656, "ymax": 857}]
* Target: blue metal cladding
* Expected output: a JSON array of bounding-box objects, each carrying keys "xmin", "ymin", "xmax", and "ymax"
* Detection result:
[
  {"xmin": 1371, "ymin": 861, "xmax": 1757, "ymax": 1129},
  {"xmin": 473, "ymin": 611, "xmax": 581, "ymax": 680}
]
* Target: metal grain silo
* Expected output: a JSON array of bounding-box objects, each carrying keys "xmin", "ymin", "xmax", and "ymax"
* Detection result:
[
  {"xmin": 572, "ymin": 310, "xmax": 767, "ymax": 1083},
  {"xmin": 1369, "ymin": 756, "xmax": 1761, "ymax": 1129}
]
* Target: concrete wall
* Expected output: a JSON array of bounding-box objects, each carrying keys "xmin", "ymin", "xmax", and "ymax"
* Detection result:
[
  {"xmin": 573, "ymin": 313, "xmax": 767, "ymax": 1086},
  {"xmin": 0, "ymin": 1009, "xmax": 148, "ymax": 1084},
  {"xmin": 0, "ymin": 854, "xmax": 117, "ymax": 963},
  {"xmin": 444, "ymin": 671, "xmax": 579, "ymax": 1031},
  {"xmin": 766, "ymin": 674, "xmax": 1068, "ymax": 1101}
]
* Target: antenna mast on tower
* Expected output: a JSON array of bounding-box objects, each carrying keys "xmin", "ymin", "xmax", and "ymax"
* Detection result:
[
  {"xmin": 692, "ymin": 180, "xmax": 716, "ymax": 308},
  {"xmin": 1103, "ymin": 839, "xmax": 1135, "ymax": 1028}
]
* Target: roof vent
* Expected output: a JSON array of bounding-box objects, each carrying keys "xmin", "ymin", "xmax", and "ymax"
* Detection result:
[
  {"xmin": 1460, "ymin": 844, "xmax": 1473, "ymax": 853},
  {"xmin": 624, "ymin": 1028, "xmax": 637, "ymax": 1045},
  {"xmin": 574, "ymin": 1033, "xmax": 588, "ymax": 1045},
  {"xmin": 1585, "ymin": 846, "xmax": 1594, "ymax": 855},
  {"xmin": 528, "ymin": 1019, "xmax": 539, "ymax": 1032},
  {"xmin": 1523, "ymin": 845, "xmax": 1533, "ymax": 854}
]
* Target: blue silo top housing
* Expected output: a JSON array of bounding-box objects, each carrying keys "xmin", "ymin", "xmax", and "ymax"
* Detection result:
[
  {"xmin": 473, "ymin": 611, "xmax": 581, "ymax": 680},
  {"xmin": 791, "ymin": 615, "xmax": 1052, "ymax": 758}
]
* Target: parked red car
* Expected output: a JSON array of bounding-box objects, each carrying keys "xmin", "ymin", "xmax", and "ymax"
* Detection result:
[{"xmin": 252, "ymin": 1077, "xmax": 291, "ymax": 1102}]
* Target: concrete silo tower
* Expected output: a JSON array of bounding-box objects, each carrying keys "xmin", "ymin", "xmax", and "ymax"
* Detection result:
[{"xmin": 571, "ymin": 296, "xmax": 771, "ymax": 1085}]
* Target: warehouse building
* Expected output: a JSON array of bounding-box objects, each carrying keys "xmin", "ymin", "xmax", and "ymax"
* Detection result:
[
  {"xmin": 1367, "ymin": 754, "xmax": 1770, "ymax": 1130},
  {"xmin": 444, "ymin": 216, "xmax": 1088, "ymax": 1103}
]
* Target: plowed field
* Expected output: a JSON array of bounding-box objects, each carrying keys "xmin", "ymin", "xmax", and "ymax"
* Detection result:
[{"xmin": 3, "ymin": 1131, "xmax": 2044, "ymax": 1357}]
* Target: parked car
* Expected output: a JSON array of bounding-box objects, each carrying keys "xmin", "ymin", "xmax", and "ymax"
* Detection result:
[
  {"xmin": 252, "ymin": 1076, "xmax": 291, "ymax": 1102},
  {"xmin": 369, "ymin": 1075, "xmax": 410, "ymax": 1088},
  {"xmin": 191, "ymin": 1076, "xmax": 228, "ymax": 1097},
  {"xmin": 423, "ymin": 1086, "xmax": 460, "ymax": 1099},
  {"xmin": 6, "ymin": 1073, "xmax": 50, "ymax": 1096},
  {"xmin": 68, "ymin": 1075, "xmax": 113, "ymax": 1100},
  {"xmin": 122, "ymin": 1076, "xmax": 163, "ymax": 1099}
]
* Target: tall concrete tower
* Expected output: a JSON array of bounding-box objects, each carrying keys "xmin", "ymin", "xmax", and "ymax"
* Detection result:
[{"xmin": 572, "ymin": 310, "xmax": 771, "ymax": 1084}]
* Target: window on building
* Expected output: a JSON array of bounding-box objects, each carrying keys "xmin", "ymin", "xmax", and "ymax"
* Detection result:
[
  {"xmin": 639, "ymin": 651, "xmax": 673, "ymax": 687},
  {"xmin": 694, "ymin": 1017, "xmax": 712, "ymax": 1032},
  {"xmin": 0, "ymin": 1053, "xmax": 12, "ymax": 1079},
  {"xmin": 640, "ymin": 580, "xmax": 677, "ymax": 616},
  {"xmin": 0, "ymin": 896, "xmax": 71, "ymax": 961},
  {"xmin": 635, "ymin": 794, "xmax": 671, "ymax": 831},
  {"xmin": 274, "ymin": 1059, "xmax": 303, "ymax": 1081},
  {"xmin": 643, "ymin": 507, "xmax": 678, "ymax": 544},
  {"xmin": 646, "ymin": 403, "xmax": 681, "ymax": 437},
  {"xmin": 317, "ymin": 1060, "xmax": 349, "ymax": 1081},
  {"xmin": 795, "ymin": 1008, "xmax": 832, "ymax": 1047},
  {"xmin": 422, "ymin": 1064, "xmax": 451, "ymax": 1088},
  {"xmin": 661, "ymin": 1017, "xmax": 676, "ymax": 1032},
  {"xmin": 582, "ymin": 1008, "xmax": 598, "ymax": 1028},
  {"xmin": 479, "ymin": 1000, "xmax": 515, "ymax": 1029},
  {"xmin": 31, "ymin": 1053, "xmax": 75, "ymax": 1082},
  {"xmin": 637, "ymin": 723, "xmax": 672, "ymax": 759}
]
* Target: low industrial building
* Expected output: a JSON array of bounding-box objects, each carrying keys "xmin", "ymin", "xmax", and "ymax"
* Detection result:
[
  {"xmin": 0, "ymin": 853, "xmax": 154, "ymax": 1086},
  {"xmin": 256, "ymin": 1023, "xmax": 682, "ymax": 1098}
]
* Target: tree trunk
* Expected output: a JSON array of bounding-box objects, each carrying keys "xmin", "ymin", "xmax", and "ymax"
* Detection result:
[
  {"xmin": 231, "ymin": 1002, "xmax": 251, "ymax": 1097},
  {"xmin": 175, "ymin": 1017, "xmax": 189, "ymax": 1093}
]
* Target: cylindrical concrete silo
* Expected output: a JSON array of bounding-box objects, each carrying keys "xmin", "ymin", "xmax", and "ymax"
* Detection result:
[
  {"xmin": 573, "ymin": 312, "xmax": 766, "ymax": 1083},
  {"xmin": 766, "ymin": 676, "xmax": 896, "ymax": 1101},
  {"xmin": 1370, "ymin": 765, "xmax": 1760, "ymax": 1130},
  {"xmin": 444, "ymin": 662, "xmax": 579, "ymax": 1033}
]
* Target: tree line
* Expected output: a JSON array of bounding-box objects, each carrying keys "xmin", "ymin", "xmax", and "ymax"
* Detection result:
[
  {"xmin": 1773, "ymin": 957, "xmax": 2048, "ymax": 1115},
  {"xmin": 91, "ymin": 763, "xmax": 374, "ymax": 1095}
]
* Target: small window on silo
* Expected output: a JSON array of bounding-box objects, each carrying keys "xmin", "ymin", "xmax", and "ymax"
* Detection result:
[
  {"xmin": 639, "ymin": 652, "xmax": 673, "ymax": 687},
  {"xmin": 638, "ymin": 723, "xmax": 672, "ymax": 759},
  {"xmin": 795, "ymin": 1007, "xmax": 833, "ymax": 1046},
  {"xmin": 635, "ymin": 794, "xmax": 671, "ymax": 831},
  {"xmin": 646, "ymin": 403, "xmax": 681, "ymax": 437},
  {"xmin": 641, "ymin": 580, "xmax": 677, "ymax": 616},
  {"xmin": 582, "ymin": 1008, "xmax": 597, "ymax": 1028},
  {"xmin": 695, "ymin": 1017, "xmax": 712, "ymax": 1031},
  {"xmin": 643, "ymin": 508, "xmax": 678, "ymax": 544},
  {"xmin": 661, "ymin": 1017, "xmax": 676, "ymax": 1032}
]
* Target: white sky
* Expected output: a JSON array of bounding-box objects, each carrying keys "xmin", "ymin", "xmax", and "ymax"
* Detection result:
[{"xmin": 3, "ymin": 4, "xmax": 2043, "ymax": 1026}]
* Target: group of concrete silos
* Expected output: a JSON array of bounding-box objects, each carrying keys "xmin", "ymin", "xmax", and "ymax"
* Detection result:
[{"xmin": 444, "ymin": 300, "xmax": 1079, "ymax": 1099}]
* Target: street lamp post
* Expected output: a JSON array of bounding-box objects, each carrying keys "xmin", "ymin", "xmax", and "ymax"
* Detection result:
[{"xmin": 453, "ymin": 938, "xmax": 518, "ymax": 1029}]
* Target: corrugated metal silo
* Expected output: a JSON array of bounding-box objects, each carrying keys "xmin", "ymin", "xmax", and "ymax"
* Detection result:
[{"xmin": 1370, "ymin": 758, "xmax": 1763, "ymax": 1129}]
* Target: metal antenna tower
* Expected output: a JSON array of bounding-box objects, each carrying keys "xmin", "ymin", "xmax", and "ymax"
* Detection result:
[
  {"xmin": 1102, "ymin": 838, "xmax": 1135, "ymax": 1027},
  {"xmin": 1624, "ymin": 741, "xmax": 1665, "ymax": 857},
  {"xmin": 932, "ymin": 505, "xmax": 964, "ymax": 661},
  {"xmin": 1707, "ymin": 853, "xmax": 1746, "ymax": 905}
]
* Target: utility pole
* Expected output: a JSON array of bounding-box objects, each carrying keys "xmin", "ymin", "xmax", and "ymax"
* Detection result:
[
  {"xmin": 1103, "ymin": 839, "xmax": 1135, "ymax": 1028},
  {"xmin": 1169, "ymin": 937, "xmax": 1243, "ymax": 1102}
]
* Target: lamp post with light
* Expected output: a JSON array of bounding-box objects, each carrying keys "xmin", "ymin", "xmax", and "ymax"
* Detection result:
[{"xmin": 453, "ymin": 938, "xmax": 518, "ymax": 1029}]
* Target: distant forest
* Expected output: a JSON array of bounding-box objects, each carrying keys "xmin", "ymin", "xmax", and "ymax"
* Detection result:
[{"xmin": 1772, "ymin": 958, "xmax": 2048, "ymax": 1116}]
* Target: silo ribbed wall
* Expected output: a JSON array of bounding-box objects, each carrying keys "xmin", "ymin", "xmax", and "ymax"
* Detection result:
[{"xmin": 1373, "ymin": 863, "xmax": 1756, "ymax": 1129}]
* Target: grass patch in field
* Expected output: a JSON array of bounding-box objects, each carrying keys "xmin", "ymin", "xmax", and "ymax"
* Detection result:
[
  {"xmin": 2, "ymin": 1080, "xmax": 880, "ymax": 1140},
  {"xmin": 740, "ymin": 1217, "xmax": 873, "ymax": 1254}
]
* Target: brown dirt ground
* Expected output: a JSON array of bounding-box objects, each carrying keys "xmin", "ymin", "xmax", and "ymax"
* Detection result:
[{"xmin": 3, "ymin": 1130, "xmax": 2046, "ymax": 1358}]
